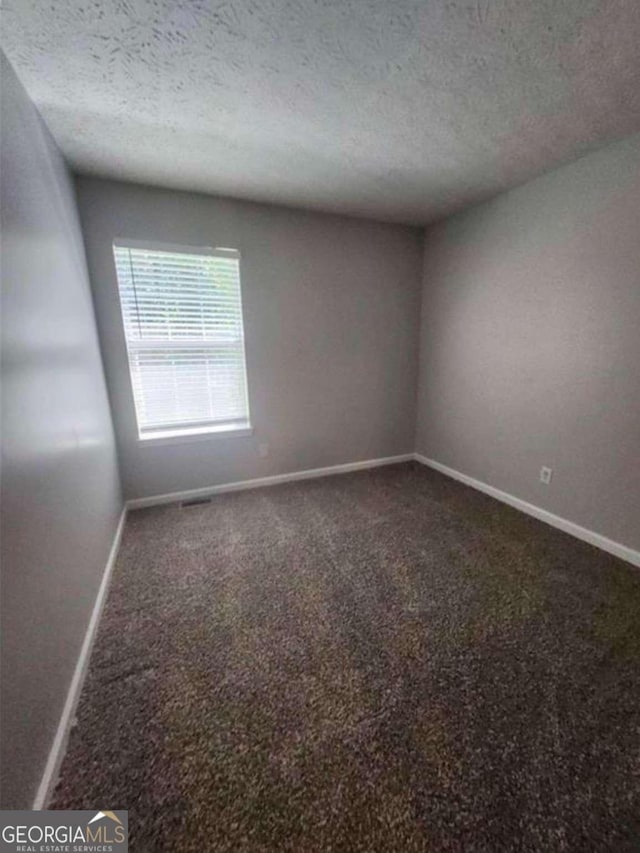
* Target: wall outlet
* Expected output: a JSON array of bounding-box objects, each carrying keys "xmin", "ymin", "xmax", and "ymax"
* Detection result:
[
  {"xmin": 258, "ymin": 442, "xmax": 270, "ymax": 458},
  {"xmin": 540, "ymin": 466, "xmax": 553, "ymax": 485}
]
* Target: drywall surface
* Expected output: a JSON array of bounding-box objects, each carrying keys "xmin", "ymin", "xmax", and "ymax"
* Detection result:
[
  {"xmin": 76, "ymin": 178, "xmax": 423, "ymax": 500},
  {"xmin": 4, "ymin": 1, "xmax": 640, "ymax": 224},
  {"xmin": 416, "ymin": 134, "xmax": 640, "ymax": 552},
  {"xmin": 0, "ymin": 55, "xmax": 122, "ymax": 808}
]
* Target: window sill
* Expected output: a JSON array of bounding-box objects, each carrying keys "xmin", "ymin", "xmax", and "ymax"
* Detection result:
[{"xmin": 138, "ymin": 424, "xmax": 253, "ymax": 447}]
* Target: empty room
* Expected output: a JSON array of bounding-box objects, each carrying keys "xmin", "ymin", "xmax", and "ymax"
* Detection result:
[{"xmin": 1, "ymin": 1, "xmax": 639, "ymax": 849}]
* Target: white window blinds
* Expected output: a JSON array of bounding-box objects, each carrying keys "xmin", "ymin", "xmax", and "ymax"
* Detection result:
[{"xmin": 113, "ymin": 242, "xmax": 250, "ymax": 440}]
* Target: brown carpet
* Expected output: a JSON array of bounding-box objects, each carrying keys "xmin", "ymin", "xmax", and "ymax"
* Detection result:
[{"xmin": 52, "ymin": 462, "xmax": 640, "ymax": 851}]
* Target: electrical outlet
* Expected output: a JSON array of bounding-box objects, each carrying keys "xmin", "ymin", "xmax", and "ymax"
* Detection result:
[
  {"xmin": 540, "ymin": 466, "xmax": 553, "ymax": 485},
  {"xmin": 258, "ymin": 442, "xmax": 270, "ymax": 458}
]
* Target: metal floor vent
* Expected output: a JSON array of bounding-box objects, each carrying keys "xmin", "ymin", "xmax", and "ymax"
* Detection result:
[{"xmin": 181, "ymin": 497, "xmax": 213, "ymax": 508}]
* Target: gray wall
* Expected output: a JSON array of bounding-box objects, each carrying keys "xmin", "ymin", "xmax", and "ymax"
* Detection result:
[
  {"xmin": 416, "ymin": 134, "xmax": 640, "ymax": 552},
  {"xmin": 76, "ymin": 178, "xmax": 423, "ymax": 501},
  {"xmin": 0, "ymin": 55, "xmax": 123, "ymax": 808}
]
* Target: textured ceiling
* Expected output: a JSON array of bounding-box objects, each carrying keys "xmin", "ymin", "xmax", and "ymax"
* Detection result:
[{"xmin": 2, "ymin": 0, "xmax": 640, "ymax": 224}]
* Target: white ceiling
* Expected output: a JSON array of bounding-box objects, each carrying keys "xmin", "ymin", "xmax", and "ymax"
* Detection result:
[{"xmin": 3, "ymin": 0, "xmax": 640, "ymax": 224}]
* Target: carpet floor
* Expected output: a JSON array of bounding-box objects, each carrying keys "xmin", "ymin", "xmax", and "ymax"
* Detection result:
[{"xmin": 52, "ymin": 462, "xmax": 640, "ymax": 851}]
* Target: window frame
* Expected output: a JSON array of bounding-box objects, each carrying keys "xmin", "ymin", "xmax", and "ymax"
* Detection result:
[{"xmin": 112, "ymin": 238, "xmax": 252, "ymax": 446}]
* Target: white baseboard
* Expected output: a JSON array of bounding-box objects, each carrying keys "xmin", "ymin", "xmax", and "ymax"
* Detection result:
[
  {"xmin": 32, "ymin": 506, "xmax": 128, "ymax": 810},
  {"xmin": 413, "ymin": 454, "xmax": 640, "ymax": 568},
  {"xmin": 126, "ymin": 454, "xmax": 414, "ymax": 510}
]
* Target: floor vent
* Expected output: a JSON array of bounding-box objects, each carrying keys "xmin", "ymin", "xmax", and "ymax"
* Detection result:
[{"xmin": 181, "ymin": 497, "xmax": 212, "ymax": 508}]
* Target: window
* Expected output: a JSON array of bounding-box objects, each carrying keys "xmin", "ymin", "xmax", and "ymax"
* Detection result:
[{"xmin": 113, "ymin": 241, "xmax": 251, "ymax": 441}]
